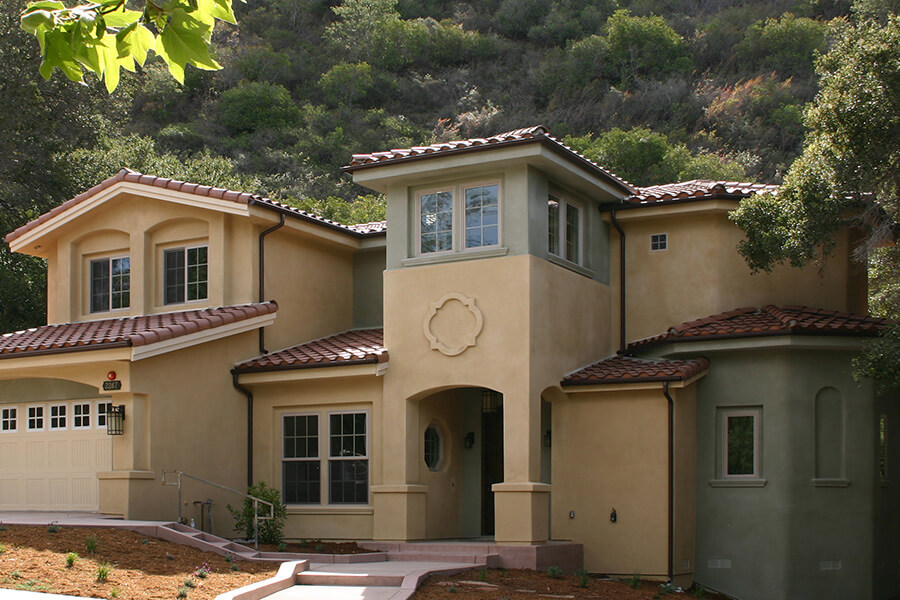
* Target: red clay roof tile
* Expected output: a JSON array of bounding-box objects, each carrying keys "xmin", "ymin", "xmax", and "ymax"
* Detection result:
[
  {"xmin": 0, "ymin": 302, "xmax": 277, "ymax": 360},
  {"xmin": 4, "ymin": 169, "xmax": 386, "ymax": 244},
  {"xmin": 627, "ymin": 305, "xmax": 890, "ymax": 352},
  {"xmin": 627, "ymin": 179, "xmax": 779, "ymax": 205},
  {"xmin": 563, "ymin": 355, "xmax": 709, "ymax": 386},
  {"xmin": 235, "ymin": 328, "xmax": 386, "ymax": 372}
]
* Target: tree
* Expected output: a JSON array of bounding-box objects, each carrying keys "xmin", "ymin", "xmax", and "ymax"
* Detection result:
[
  {"xmin": 731, "ymin": 14, "xmax": 900, "ymax": 391},
  {"xmin": 603, "ymin": 9, "xmax": 693, "ymax": 87},
  {"xmin": 19, "ymin": 0, "xmax": 239, "ymax": 92}
]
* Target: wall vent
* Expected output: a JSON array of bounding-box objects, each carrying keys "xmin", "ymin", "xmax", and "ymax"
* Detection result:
[
  {"xmin": 820, "ymin": 561, "xmax": 842, "ymax": 571},
  {"xmin": 708, "ymin": 559, "xmax": 732, "ymax": 569}
]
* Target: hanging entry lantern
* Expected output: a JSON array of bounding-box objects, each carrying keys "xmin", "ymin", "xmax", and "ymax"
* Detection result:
[{"xmin": 106, "ymin": 405, "xmax": 126, "ymax": 436}]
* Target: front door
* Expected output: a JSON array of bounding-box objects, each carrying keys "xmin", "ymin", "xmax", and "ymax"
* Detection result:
[{"xmin": 481, "ymin": 399, "xmax": 503, "ymax": 536}]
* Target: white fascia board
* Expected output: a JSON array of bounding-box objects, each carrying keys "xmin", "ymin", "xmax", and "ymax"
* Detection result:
[
  {"xmin": 0, "ymin": 347, "xmax": 131, "ymax": 374},
  {"xmin": 606, "ymin": 200, "xmax": 738, "ymax": 222},
  {"xmin": 130, "ymin": 313, "xmax": 277, "ymax": 361},
  {"xmin": 236, "ymin": 362, "xmax": 384, "ymax": 386},
  {"xmin": 9, "ymin": 182, "xmax": 251, "ymax": 252}
]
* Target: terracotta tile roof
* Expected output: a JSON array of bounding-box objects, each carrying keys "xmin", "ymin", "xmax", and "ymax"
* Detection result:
[
  {"xmin": 626, "ymin": 179, "xmax": 779, "ymax": 205},
  {"xmin": 4, "ymin": 169, "xmax": 386, "ymax": 244},
  {"xmin": 563, "ymin": 355, "xmax": 709, "ymax": 386},
  {"xmin": 343, "ymin": 125, "xmax": 637, "ymax": 194},
  {"xmin": 235, "ymin": 328, "xmax": 386, "ymax": 373},
  {"xmin": 0, "ymin": 302, "xmax": 277, "ymax": 360},
  {"xmin": 348, "ymin": 221, "xmax": 388, "ymax": 234},
  {"xmin": 627, "ymin": 305, "xmax": 890, "ymax": 352}
]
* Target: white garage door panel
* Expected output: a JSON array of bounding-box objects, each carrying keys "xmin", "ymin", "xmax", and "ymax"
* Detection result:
[{"xmin": 0, "ymin": 430, "xmax": 111, "ymax": 511}]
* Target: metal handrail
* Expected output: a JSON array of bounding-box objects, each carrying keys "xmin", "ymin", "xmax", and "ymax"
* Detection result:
[{"xmin": 161, "ymin": 470, "xmax": 274, "ymax": 549}]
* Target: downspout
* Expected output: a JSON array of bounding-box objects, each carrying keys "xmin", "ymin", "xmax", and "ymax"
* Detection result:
[
  {"xmin": 232, "ymin": 370, "xmax": 254, "ymax": 488},
  {"xmin": 610, "ymin": 208, "xmax": 626, "ymax": 352},
  {"xmin": 663, "ymin": 381, "xmax": 675, "ymax": 583},
  {"xmin": 258, "ymin": 213, "xmax": 285, "ymax": 354}
]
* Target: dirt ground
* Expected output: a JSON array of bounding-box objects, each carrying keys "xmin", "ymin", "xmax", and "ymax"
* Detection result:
[{"xmin": 0, "ymin": 526, "xmax": 725, "ymax": 600}]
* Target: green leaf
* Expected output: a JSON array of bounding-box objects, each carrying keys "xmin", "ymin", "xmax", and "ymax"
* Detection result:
[
  {"xmin": 96, "ymin": 35, "xmax": 120, "ymax": 92},
  {"xmin": 153, "ymin": 35, "xmax": 185, "ymax": 83},
  {"xmin": 20, "ymin": 9, "xmax": 52, "ymax": 34},
  {"xmin": 200, "ymin": 0, "xmax": 236, "ymax": 25},
  {"xmin": 116, "ymin": 23, "xmax": 155, "ymax": 66},
  {"xmin": 23, "ymin": 0, "xmax": 65, "ymax": 10},
  {"xmin": 158, "ymin": 11, "xmax": 222, "ymax": 75},
  {"xmin": 41, "ymin": 30, "xmax": 84, "ymax": 83},
  {"xmin": 102, "ymin": 7, "xmax": 142, "ymax": 28}
]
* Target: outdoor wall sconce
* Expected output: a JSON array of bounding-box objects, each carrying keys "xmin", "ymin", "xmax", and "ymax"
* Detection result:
[
  {"xmin": 464, "ymin": 432, "xmax": 475, "ymax": 449},
  {"xmin": 106, "ymin": 405, "xmax": 126, "ymax": 436},
  {"xmin": 543, "ymin": 429, "xmax": 552, "ymax": 447}
]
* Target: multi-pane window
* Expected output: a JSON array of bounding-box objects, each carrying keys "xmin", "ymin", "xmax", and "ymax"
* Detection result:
[
  {"xmin": 329, "ymin": 412, "xmax": 368, "ymax": 504},
  {"xmin": 1, "ymin": 407, "xmax": 17, "ymax": 433},
  {"xmin": 164, "ymin": 246, "xmax": 208, "ymax": 304},
  {"xmin": 420, "ymin": 191, "xmax": 454, "ymax": 254},
  {"xmin": 73, "ymin": 403, "xmax": 91, "ymax": 429},
  {"xmin": 49, "ymin": 404, "xmax": 67, "ymax": 430},
  {"xmin": 28, "ymin": 406, "xmax": 45, "ymax": 431},
  {"xmin": 651, "ymin": 233, "xmax": 668, "ymax": 251},
  {"xmin": 418, "ymin": 183, "xmax": 501, "ymax": 256},
  {"xmin": 464, "ymin": 185, "xmax": 499, "ymax": 249},
  {"xmin": 90, "ymin": 257, "xmax": 130, "ymax": 313},
  {"xmin": 548, "ymin": 194, "xmax": 582, "ymax": 265},
  {"xmin": 424, "ymin": 426, "xmax": 441, "ymax": 471},
  {"xmin": 96, "ymin": 401, "xmax": 113, "ymax": 428},
  {"xmin": 283, "ymin": 415, "xmax": 321, "ymax": 504},
  {"xmin": 720, "ymin": 408, "xmax": 761, "ymax": 478}
]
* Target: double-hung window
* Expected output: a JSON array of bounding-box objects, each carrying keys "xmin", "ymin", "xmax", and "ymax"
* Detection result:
[
  {"xmin": 1, "ymin": 407, "xmax": 17, "ymax": 433},
  {"xmin": 418, "ymin": 183, "xmax": 500, "ymax": 256},
  {"xmin": 329, "ymin": 412, "xmax": 369, "ymax": 504},
  {"xmin": 548, "ymin": 194, "xmax": 582, "ymax": 264},
  {"xmin": 283, "ymin": 415, "xmax": 321, "ymax": 504},
  {"xmin": 164, "ymin": 246, "xmax": 208, "ymax": 305},
  {"xmin": 90, "ymin": 257, "xmax": 130, "ymax": 313}
]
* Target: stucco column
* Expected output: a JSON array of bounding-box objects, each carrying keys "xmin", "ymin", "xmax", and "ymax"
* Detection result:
[
  {"xmin": 99, "ymin": 392, "xmax": 154, "ymax": 518},
  {"xmin": 494, "ymin": 385, "xmax": 551, "ymax": 543}
]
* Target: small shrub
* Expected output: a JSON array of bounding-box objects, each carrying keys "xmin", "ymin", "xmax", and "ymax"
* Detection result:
[
  {"xmin": 194, "ymin": 563, "xmax": 211, "ymax": 579},
  {"xmin": 224, "ymin": 554, "xmax": 233, "ymax": 563},
  {"xmin": 630, "ymin": 573, "xmax": 641, "ymax": 589},
  {"xmin": 11, "ymin": 570, "xmax": 21, "ymax": 579},
  {"xmin": 0, "ymin": 522, "xmax": 7, "ymax": 531},
  {"xmin": 314, "ymin": 544, "xmax": 325, "ymax": 552},
  {"xmin": 86, "ymin": 534, "xmax": 98, "ymax": 554},
  {"xmin": 97, "ymin": 562, "xmax": 112, "ymax": 582},
  {"xmin": 576, "ymin": 568, "xmax": 590, "ymax": 588},
  {"xmin": 141, "ymin": 537, "xmax": 149, "ymax": 545},
  {"xmin": 227, "ymin": 482, "xmax": 287, "ymax": 545},
  {"xmin": 230, "ymin": 563, "xmax": 240, "ymax": 572},
  {"xmin": 0, "ymin": 543, "xmax": 5, "ymax": 554},
  {"xmin": 479, "ymin": 568, "xmax": 488, "ymax": 581},
  {"xmin": 183, "ymin": 578, "xmax": 196, "ymax": 588},
  {"xmin": 65, "ymin": 552, "xmax": 79, "ymax": 568},
  {"xmin": 110, "ymin": 587, "xmax": 121, "ymax": 598},
  {"xmin": 177, "ymin": 586, "xmax": 190, "ymax": 598},
  {"xmin": 277, "ymin": 541, "xmax": 287, "ymax": 552},
  {"xmin": 547, "ymin": 566, "xmax": 563, "ymax": 579},
  {"xmin": 694, "ymin": 584, "xmax": 706, "ymax": 598},
  {"xmin": 47, "ymin": 524, "xmax": 61, "ymax": 533},
  {"xmin": 449, "ymin": 586, "xmax": 457, "ymax": 593}
]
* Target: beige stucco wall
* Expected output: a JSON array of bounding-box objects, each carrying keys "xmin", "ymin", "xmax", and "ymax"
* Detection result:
[
  {"xmin": 609, "ymin": 205, "xmax": 868, "ymax": 342},
  {"xmin": 248, "ymin": 372, "xmax": 382, "ymax": 541}
]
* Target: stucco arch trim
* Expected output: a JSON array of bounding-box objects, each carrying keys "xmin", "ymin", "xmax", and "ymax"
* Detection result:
[{"xmin": 422, "ymin": 292, "xmax": 483, "ymax": 357}]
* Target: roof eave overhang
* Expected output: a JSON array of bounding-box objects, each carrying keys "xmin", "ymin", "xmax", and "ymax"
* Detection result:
[
  {"xmin": 562, "ymin": 368, "xmax": 709, "ymax": 394},
  {"xmin": 247, "ymin": 199, "xmax": 386, "ymax": 247},
  {"xmin": 7, "ymin": 181, "xmax": 252, "ymax": 255},
  {"xmin": 634, "ymin": 332, "xmax": 877, "ymax": 358},
  {"xmin": 234, "ymin": 358, "xmax": 388, "ymax": 385}
]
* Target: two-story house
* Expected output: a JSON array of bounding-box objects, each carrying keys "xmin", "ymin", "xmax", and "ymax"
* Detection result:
[{"xmin": 1, "ymin": 126, "xmax": 896, "ymax": 600}]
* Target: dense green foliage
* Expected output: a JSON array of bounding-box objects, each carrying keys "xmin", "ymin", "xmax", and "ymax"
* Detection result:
[{"xmin": 226, "ymin": 482, "xmax": 287, "ymax": 544}]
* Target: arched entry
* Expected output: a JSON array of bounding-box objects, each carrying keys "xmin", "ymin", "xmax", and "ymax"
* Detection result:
[{"xmin": 417, "ymin": 386, "xmax": 503, "ymax": 539}]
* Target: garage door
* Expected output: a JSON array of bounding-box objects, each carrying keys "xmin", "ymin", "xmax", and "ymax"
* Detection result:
[{"xmin": 0, "ymin": 400, "xmax": 112, "ymax": 511}]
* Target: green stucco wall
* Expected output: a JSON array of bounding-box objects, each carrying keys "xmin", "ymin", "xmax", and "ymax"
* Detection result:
[
  {"xmin": 686, "ymin": 343, "xmax": 899, "ymax": 600},
  {"xmin": 353, "ymin": 247, "xmax": 386, "ymax": 328}
]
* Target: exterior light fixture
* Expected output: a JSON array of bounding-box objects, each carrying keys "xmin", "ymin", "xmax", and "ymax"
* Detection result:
[
  {"xmin": 464, "ymin": 432, "xmax": 475, "ymax": 449},
  {"xmin": 106, "ymin": 405, "xmax": 125, "ymax": 436}
]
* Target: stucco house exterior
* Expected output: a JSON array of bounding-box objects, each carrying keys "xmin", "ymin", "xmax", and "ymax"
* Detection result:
[{"xmin": 0, "ymin": 126, "xmax": 896, "ymax": 600}]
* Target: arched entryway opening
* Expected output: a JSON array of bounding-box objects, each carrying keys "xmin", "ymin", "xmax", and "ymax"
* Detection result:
[{"xmin": 416, "ymin": 386, "xmax": 504, "ymax": 539}]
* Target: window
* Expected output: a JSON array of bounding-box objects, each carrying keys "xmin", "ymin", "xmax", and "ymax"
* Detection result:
[
  {"xmin": 651, "ymin": 233, "xmax": 668, "ymax": 251},
  {"xmin": 720, "ymin": 408, "xmax": 761, "ymax": 478},
  {"xmin": 164, "ymin": 245, "xmax": 208, "ymax": 304},
  {"xmin": 1, "ymin": 407, "xmax": 17, "ymax": 433},
  {"xmin": 90, "ymin": 257, "xmax": 130, "ymax": 313},
  {"xmin": 283, "ymin": 415, "xmax": 321, "ymax": 504},
  {"xmin": 329, "ymin": 412, "xmax": 368, "ymax": 504},
  {"xmin": 27, "ymin": 405, "xmax": 45, "ymax": 431},
  {"xmin": 96, "ymin": 401, "xmax": 113, "ymax": 428},
  {"xmin": 418, "ymin": 183, "xmax": 500, "ymax": 256},
  {"xmin": 49, "ymin": 404, "xmax": 67, "ymax": 430},
  {"xmin": 548, "ymin": 194, "xmax": 582, "ymax": 264},
  {"xmin": 73, "ymin": 403, "xmax": 91, "ymax": 430},
  {"xmin": 424, "ymin": 426, "xmax": 441, "ymax": 471}
]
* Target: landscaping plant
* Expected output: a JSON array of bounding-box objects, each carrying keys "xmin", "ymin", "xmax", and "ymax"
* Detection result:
[
  {"xmin": 227, "ymin": 482, "xmax": 287, "ymax": 545},
  {"xmin": 85, "ymin": 534, "xmax": 98, "ymax": 554},
  {"xmin": 65, "ymin": 552, "xmax": 79, "ymax": 568},
  {"xmin": 96, "ymin": 562, "xmax": 112, "ymax": 582}
]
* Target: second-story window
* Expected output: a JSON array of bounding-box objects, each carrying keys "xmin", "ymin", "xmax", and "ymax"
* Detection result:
[
  {"xmin": 164, "ymin": 246, "xmax": 208, "ymax": 305},
  {"xmin": 90, "ymin": 257, "xmax": 130, "ymax": 313},
  {"xmin": 548, "ymin": 194, "xmax": 582, "ymax": 265},
  {"xmin": 418, "ymin": 183, "xmax": 500, "ymax": 256}
]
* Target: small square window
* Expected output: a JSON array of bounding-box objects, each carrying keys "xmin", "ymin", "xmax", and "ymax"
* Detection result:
[
  {"xmin": 96, "ymin": 401, "xmax": 113, "ymax": 428},
  {"xmin": 49, "ymin": 404, "xmax": 67, "ymax": 430},
  {"xmin": 73, "ymin": 403, "xmax": 91, "ymax": 430},
  {"xmin": 1, "ymin": 407, "xmax": 18, "ymax": 433},
  {"xmin": 651, "ymin": 233, "xmax": 668, "ymax": 251},
  {"xmin": 28, "ymin": 405, "xmax": 45, "ymax": 431},
  {"xmin": 718, "ymin": 407, "xmax": 762, "ymax": 478}
]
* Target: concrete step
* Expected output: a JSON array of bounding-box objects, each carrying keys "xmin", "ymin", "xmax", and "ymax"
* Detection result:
[
  {"xmin": 297, "ymin": 571, "xmax": 404, "ymax": 587},
  {"xmin": 386, "ymin": 551, "xmax": 500, "ymax": 566},
  {"xmin": 265, "ymin": 585, "xmax": 403, "ymax": 600}
]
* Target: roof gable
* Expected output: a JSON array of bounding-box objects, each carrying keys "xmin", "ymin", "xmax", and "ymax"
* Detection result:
[
  {"xmin": 235, "ymin": 328, "xmax": 386, "ymax": 373},
  {"xmin": 563, "ymin": 355, "xmax": 709, "ymax": 386}
]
